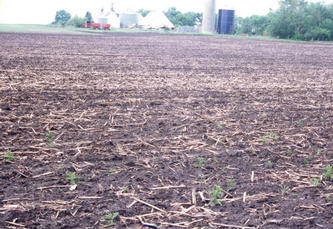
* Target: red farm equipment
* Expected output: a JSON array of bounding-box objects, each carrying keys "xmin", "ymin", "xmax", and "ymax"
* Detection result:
[{"xmin": 85, "ymin": 22, "xmax": 110, "ymax": 30}]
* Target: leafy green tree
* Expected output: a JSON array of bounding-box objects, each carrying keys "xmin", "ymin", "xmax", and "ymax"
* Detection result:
[
  {"xmin": 137, "ymin": 9, "xmax": 150, "ymax": 17},
  {"xmin": 55, "ymin": 10, "xmax": 71, "ymax": 26},
  {"xmin": 166, "ymin": 7, "xmax": 202, "ymax": 27},
  {"xmin": 235, "ymin": 15, "xmax": 270, "ymax": 35},
  {"xmin": 68, "ymin": 15, "xmax": 86, "ymax": 28},
  {"xmin": 269, "ymin": 0, "xmax": 308, "ymax": 39},
  {"xmin": 268, "ymin": 0, "xmax": 333, "ymax": 40},
  {"xmin": 166, "ymin": 7, "xmax": 182, "ymax": 26}
]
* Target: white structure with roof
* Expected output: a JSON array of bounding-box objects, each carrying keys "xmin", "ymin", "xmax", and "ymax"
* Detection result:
[
  {"xmin": 139, "ymin": 11, "xmax": 175, "ymax": 30},
  {"xmin": 96, "ymin": 2, "xmax": 120, "ymax": 28}
]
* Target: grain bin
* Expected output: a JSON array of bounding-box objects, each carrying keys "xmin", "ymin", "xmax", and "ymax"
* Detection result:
[
  {"xmin": 202, "ymin": 0, "xmax": 216, "ymax": 34},
  {"xmin": 97, "ymin": 17, "xmax": 108, "ymax": 24},
  {"xmin": 120, "ymin": 13, "xmax": 139, "ymax": 28},
  {"xmin": 217, "ymin": 9, "xmax": 235, "ymax": 34}
]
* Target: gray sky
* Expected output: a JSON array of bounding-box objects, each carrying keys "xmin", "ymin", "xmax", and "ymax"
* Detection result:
[{"xmin": 0, "ymin": 0, "xmax": 332, "ymax": 24}]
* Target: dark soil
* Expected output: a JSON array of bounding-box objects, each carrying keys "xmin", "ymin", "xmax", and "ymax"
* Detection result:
[{"xmin": 0, "ymin": 32, "xmax": 332, "ymax": 229}]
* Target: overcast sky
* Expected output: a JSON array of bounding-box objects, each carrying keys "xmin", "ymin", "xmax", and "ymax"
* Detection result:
[{"xmin": 0, "ymin": 0, "xmax": 333, "ymax": 24}]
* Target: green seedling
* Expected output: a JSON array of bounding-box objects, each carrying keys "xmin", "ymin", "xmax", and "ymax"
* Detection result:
[
  {"xmin": 304, "ymin": 155, "xmax": 311, "ymax": 167},
  {"xmin": 198, "ymin": 173, "xmax": 205, "ymax": 180},
  {"xmin": 66, "ymin": 172, "xmax": 80, "ymax": 185},
  {"xmin": 280, "ymin": 185, "xmax": 289, "ymax": 195},
  {"xmin": 297, "ymin": 119, "xmax": 304, "ymax": 127},
  {"xmin": 226, "ymin": 178, "xmax": 235, "ymax": 192},
  {"xmin": 259, "ymin": 136, "xmax": 267, "ymax": 143},
  {"xmin": 286, "ymin": 149, "xmax": 292, "ymax": 156},
  {"xmin": 108, "ymin": 168, "xmax": 116, "ymax": 176},
  {"xmin": 312, "ymin": 178, "xmax": 320, "ymax": 186},
  {"xmin": 325, "ymin": 195, "xmax": 331, "ymax": 202},
  {"xmin": 216, "ymin": 124, "xmax": 224, "ymax": 129},
  {"xmin": 209, "ymin": 185, "xmax": 223, "ymax": 206},
  {"xmin": 103, "ymin": 212, "xmax": 119, "ymax": 226},
  {"xmin": 212, "ymin": 157, "xmax": 218, "ymax": 165},
  {"xmin": 268, "ymin": 131, "xmax": 280, "ymax": 140},
  {"xmin": 320, "ymin": 117, "xmax": 324, "ymax": 122},
  {"xmin": 221, "ymin": 165, "xmax": 230, "ymax": 173},
  {"xmin": 316, "ymin": 149, "xmax": 322, "ymax": 156},
  {"xmin": 265, "ymin": 160, "xmax": 274, "ymax": 168},
  {"xmin": 3, "ymin": 149, "xmax": 14, "ymax": 162},
  {"xmin": 46, "ymin": 131, "xmax": 54, "ymax": 147},
  {"xmin": 195, "ymin": 157, "xmax": 205, "ymax": 168},
  {"xmin": 121, "ymin": 186, "xmax": 128, "ymax": 193},
  {"xmin": 323, "ymin": 165, "xmax": 332, "ymax": 181}
]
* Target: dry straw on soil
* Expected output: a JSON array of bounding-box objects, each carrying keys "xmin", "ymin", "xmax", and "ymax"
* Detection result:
[{"xmin": 0, "ymin": 32, "xmax": 332, "ymax": 228}]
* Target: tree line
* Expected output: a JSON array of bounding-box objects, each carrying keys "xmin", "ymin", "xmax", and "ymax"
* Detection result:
[
  {"xmin": 53, "ymin": 10, "xmax": 92, "ymax": 27},
  {"xmin": 236, "ymin": 0, "xmax": 333, "ymax": 41}
]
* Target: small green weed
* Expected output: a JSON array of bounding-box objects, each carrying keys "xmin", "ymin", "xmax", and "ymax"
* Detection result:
[
  {"xmin": 221, "ymin": 165, "xmax": 230, "ymax": 173},
  {"xmin": 212, "ymin": 157, "xmax": 218, "ymax": 164},
  {"xmin": 312, "ymin": 178, "xmax": 320, "ymax": 186},
  {"xmin": 260, "ymin": 131, "xmax": 279, "ymax": 143},
  {"xmin": 297, "ymin": 119, "xmax": 304, "ymax": 127},
  {"xmin": 198, "ymin": 173, "xmax": 205, "ymax": 180},
  {"xmin": 209, "ymin": 185, "xmax": 223, "ymax": 206},
  {"xmin": 265, "ymin": 160, "xmax": 274, "ymax": 168},
  {"xmin": 316, "ymin": 149, "xmax": 322, "ymax": 156},
  {"xmin": 216, "ymin": 124, "xmax": 224, "ymax": 129},
  {"xmin": 268, "ymin": 131, "xmax": 280, "ymax": 140},
  {"xmin": 66, "ymin": 172, "xmax": 80, "ymax": 185},
  {"xmin": 286, "ymin": 149, "xmax": 292, "ymax": 156},
  {"xmin": 280, "ymin": 185, "xmax": 289, "ymax": 195},
  {"xmin": 323, "ymin": 165, "xmax": 332, "ymax": 181},
  {"xmin": 325, "ymin": 195, "xmax": 331, "ymax": 202},
  {"xmin": 3, "ymin": 149, "xmax": 14, "ymax": 162},
  {"xmin": 226, "ymin": 179, "xmax": 235, "ymax": 192},
  {"xmin": 304, "ymin": 155, "xmax": 311, "ymax": 167},
  {"xmin": 103, "ymin": 212, "xmax": 119, "ymax": 226},
  {"xmin": 46, "ymin": 131, "xmax": 54, "ymax": 147},
  {"xmin": 195, "ymin": 157, "xmax": 205, "ymax": 168},
  {"xmin": 108, "ymin": 168, "xmax": 116, "ymax": 176},
  {"xmin": 121, "ymin": 186, "xmax": 128, "ymax": 193},
  {"xmin": 259, "ymin": 136, "xmax": 267, "ymax": 143}
]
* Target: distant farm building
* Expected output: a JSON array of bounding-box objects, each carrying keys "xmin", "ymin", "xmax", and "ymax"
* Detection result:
[
  {"xmin": 97, "ymin": 7, "xmax": 120, "ymax": 29},
  {"xmin": 139, "ymin": 11, "xmax": 175, "ymax": 30},
  {"xmin": 120, "ymin": 13, "xmax": 139, "ymax": 28}
]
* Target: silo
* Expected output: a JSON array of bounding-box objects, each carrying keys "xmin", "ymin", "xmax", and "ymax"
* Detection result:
[
  {"xmin": 217, "ymin": 9, "xmax": 235, "ymax": 34},
  {"xmin": 120, "ymin": 13, "xmax": 139, "ymax": 28},
  {"xmin": 202, "ymin": 0, "xmax": 216, "ymax": 34}
]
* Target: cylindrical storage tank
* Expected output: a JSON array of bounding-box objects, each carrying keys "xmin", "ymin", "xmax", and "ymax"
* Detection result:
[
  {"xmin": 97, "ymin": 17, "xmax": 108, "ymax": 24},
  {"xmin": 217, "ymin": 9, "xmax": 235, "ymax": 34},
  {"xmin": 202, "ymin": 0, "xmax": 216, "ymax": 34},
  {"xmin": 120, "ymin": 13, "xmax": 139, "ymax": 28}
]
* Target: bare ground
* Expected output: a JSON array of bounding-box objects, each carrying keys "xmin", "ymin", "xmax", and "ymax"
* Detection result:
[{"xmin": 0, "ymin": 32, "xmax": 333, "ymax": 228}]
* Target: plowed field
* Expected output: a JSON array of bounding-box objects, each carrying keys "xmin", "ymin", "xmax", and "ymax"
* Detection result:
[{"xmin": 0, "ymin": 32, "xmax": 333, "ymax": 228}]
